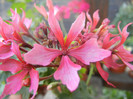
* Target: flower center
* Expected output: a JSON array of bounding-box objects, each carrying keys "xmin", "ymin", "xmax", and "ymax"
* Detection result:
[{"xmin": 62, "ymin": 50, "xmax": 68, "ymax": 55}]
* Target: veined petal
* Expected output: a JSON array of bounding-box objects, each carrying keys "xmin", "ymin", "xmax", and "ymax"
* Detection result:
[
  {"xmin": 65, "ymin": 13, "xmax": 85, "ymax": 49},
  {"xmin": 48, "ymin": 12, "xmax": 64, "ymax": 48},
  {"xmin": 0, "ymin": 42, "xmax": 14, "ymax": 59},
  {"xmin": 24, "ymin": 44, "xmax": 62, "ymax": 66},
  {"xmin": 29, "ymin": 68, "xmax": 39, "ymax": 99},
  {"xmin": 0, "ymin": 59, "xmax": 22, "ymax": 74},
  {"xmin": 96, "ymin": 62, "xmax": 115, "ymax": 87},
  {"xmin": 0, "ymin": 70, "xmax": 28, "ymax": 99},
  {"xmin": 68, "ymin": 38, "xmax": 111, "ymax": 65},
  {"xmin": 54, "ymin": 56, "xmax": 81, "ymax": 92}
]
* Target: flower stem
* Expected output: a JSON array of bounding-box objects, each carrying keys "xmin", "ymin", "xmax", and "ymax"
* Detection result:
[
  {"xmin": 20, "ymin": 47, "xmax": 28, "ymax": 53},
  {"xmin": 39, "ymin": 74, "xmax": 53, "ymax": 81},
  {"xmin": 60, "ymin": 19, "xmax": 67, "ymax": 35},
  {"xmin": 86, "ymin": 63, "xmax": 95, "ymax": 85}
]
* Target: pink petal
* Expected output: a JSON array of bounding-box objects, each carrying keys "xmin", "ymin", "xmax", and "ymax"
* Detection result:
[
  {"xmin": 103, "ymin": 55, "xmax": 122, "ymax": 69},
  {"xmin": 29, "ymin": 68, "xmax": 39, "ymax": 99},
  {"xmin": 0, "ymin": 70, "xmax": 28, "ymax": 99},
  {"xmin": 65, "ymin": 13, "xmax": 85, "ymax": 49},
  {"xmin": 48, "ymin": 12, "xmax": 64, "ymax": 48},
  {"xmin": 96, "ymin": 62, "xmax": 115, "ymax": 87},
  {"xmin": 47, "ymin": 0, "xmax": 54, "ymax": 12},
  {"xmin": 0, "ymin": 42, "xmax": 14, "ymax": 59},
  {"xmin": 0, "ymin": 59, "xmax": 22, "ymax": 74},
  {"xmin": 10, "ymin": 8, "xmax": 20, "ymax": 24},
  {"xmin": 54, "ymin": 56, "xmax": 81, "ymax": 92},
  {"xmin": 0, "ymin": 19, "xmax": 14, "ymax": 40},
  {"xmin": 24, "ymin": 44, "xmax": 62, "ymax": 66},
  {"xmin": 24, "ymin": 18, "xmax": 32, "ymax": 29},
  {"xmin": 103, "ymin": 33, "xmax": 120, "ymax": 49},
  {"xmin": 91, "ymin": 10, "xmax": 100, "ymax": 31},
  {"xmin": 34, "ymin": 3, "xmax": 48, "ymax": 19},
  {"xmin": 116, "ymin": 45, "xmax": 133, "ymax": 62},
  {"xmin": 86, "ymin": 11, "xmax": 92, "ymax": 26},
  {"xmin": 11, "ymin": 41, "xmax": 24, "ymax": 63},
  {"xmin": 13, "ymin": 31, "xmax": 24, "ymax": 43},
  {"xmin": 116, "ymin": 22, "xmax": 132, "ymax": 48},
  {"xmin": 68, "ymin": 38, "xmax": 111, "ymax": 65},
  {"xmin": 120, "ymin": 58, "xmax": 133, "ymax": 70},
  {"xmin": 19, "ymin": 19, "xmax": 29, "ymax": 34}
]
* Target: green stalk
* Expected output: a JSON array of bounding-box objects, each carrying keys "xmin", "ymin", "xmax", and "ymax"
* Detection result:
[{"xmin": 86, "ymin": 63, "xmax": 95, "ymax": 85}]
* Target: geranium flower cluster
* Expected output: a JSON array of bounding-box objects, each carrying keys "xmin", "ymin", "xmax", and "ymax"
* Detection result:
[{"xmin": 0, "ymin": 0, "xmax": 133, "ymax": 99}]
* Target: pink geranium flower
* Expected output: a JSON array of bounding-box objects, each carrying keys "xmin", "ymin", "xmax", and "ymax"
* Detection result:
[
  {"xmin": 0, "ymin": 17, "xmax": 25, "ymax": 59},
  {"xmin": 9, "ymin": 8, "xmax": 32, "ymax": 36},
  {"xmin": 24, "ymin": 12, "xmax": 111, "ymax": 91},
  {"xmin": 103, "ymin": 22, "xmax": 133, "ymax": 70},
  {"xmin": 34, "ymin": 0, "xmax": 60, "ymax": 20},
  {"xmin": 0, "ymin": 42, "xmax": 39, "ymax": 99}
]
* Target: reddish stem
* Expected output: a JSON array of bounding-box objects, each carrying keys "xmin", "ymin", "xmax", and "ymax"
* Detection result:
[
  {"xmin": 20, "ymin": 47, "xmax": 28, "ymax": 53},
  {"xmin": 39, "ymin": 74, "xmax": 53, "ymax": 81}
]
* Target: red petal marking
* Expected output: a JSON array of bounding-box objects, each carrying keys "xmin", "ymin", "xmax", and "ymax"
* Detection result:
[
  {"xmin": 29, "ymin": 69, "xmax": 39, "ymax": 99},
  {"xmin": 0, "ymin": 70, "xmax": 28, "ymax": 99},
  {"xmin": 48, "ymin": 12, "xmax": 64, "ymax": 48},
  {"xmin": 24, "ymin": 44, "xmax": 62, "ymax": 66},
  {"xmin": 96, "ymin": 62, "xmax": 115, "ymax": 87},
  {"xmin": 65, "ymin": 13, "xmax": 85, "ymax": 49},
  {"xmin": 68, "ymin": 38, "xmax": 111, "ymax": 65},
  {"xmin": 0, "ymin": 42, "xmax": 14, "ymax": 59},
  {"xmin": 54, "ymin": 56, "xmax": 81, "ymax": 92},
  {"xmin": 0, "ymin": 59, "xmax": 22, "ymax": 74},
  {"xmin": 34, "ymin": 3, "xmax": 48, "ymax": 18}
]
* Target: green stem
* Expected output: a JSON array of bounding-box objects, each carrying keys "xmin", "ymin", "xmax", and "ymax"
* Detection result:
[
  {"xmin": 60, "ymin": 19, "xmax": 67, "ymax": 35},
  {"xmin": 86, "ymin": 63, "xmax": 95, "ymax": 85}
]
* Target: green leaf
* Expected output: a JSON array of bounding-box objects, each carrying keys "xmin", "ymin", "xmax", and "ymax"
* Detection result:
[{"xmin": 79, "ymin": 68, "xmax": 86, "ymax": 79}]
